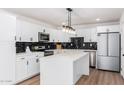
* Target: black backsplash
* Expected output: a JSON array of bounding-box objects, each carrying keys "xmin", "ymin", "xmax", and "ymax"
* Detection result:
[
  {"xmin": 81, "ymin": 42, "xmax": 97, "ymax": 50},
  {"xmin": 16, "ymin": 42, "xmax": 57, "ymax": 53},
  {"xmin": 16, "ymin": 42, "xmax": 26, "ymax": 53},
  {"xmin": 61, "ymin": 42, "xmax": 97, "ymax": 50},
  {"xmin": 16, "ymin": 40, "xmax": 97, "ymax": 53}
]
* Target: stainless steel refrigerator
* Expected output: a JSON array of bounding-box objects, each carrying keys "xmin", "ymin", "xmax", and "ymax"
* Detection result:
[{"xmin": 97, "ymin": 32, "xmax": 120, "ymax": 72}]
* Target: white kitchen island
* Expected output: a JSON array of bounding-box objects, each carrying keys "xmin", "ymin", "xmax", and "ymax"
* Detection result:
[{"xmin": 40, "ymin": 51, "xmax": 89, "ymax": 85}]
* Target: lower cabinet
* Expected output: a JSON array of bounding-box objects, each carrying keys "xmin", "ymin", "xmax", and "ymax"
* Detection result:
[
  {"xmin": 16, "ymin": 57, "xmax": 28, "ymax": 82},
  {"xmin": 16, "ymin": 54, "xmax": 41, "ymax": 83},
  {"xmin": 28, "ymin": 56, "xmax": 40, "ymax": 77}
]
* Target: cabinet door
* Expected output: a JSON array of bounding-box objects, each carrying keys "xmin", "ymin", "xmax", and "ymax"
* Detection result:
[
  {"xmin": 90, "ymin": 28, "xmax": 97, "ymax": 42},
  {"xmin": 28, "ymin": 23, "xmax": 41, "ymax": 42},
  {"xmin": 18, "ymin": 19, "xmax": 41, "ymax": 42},
  {"xmin": 51, "ymin": 29, "xmax": 59, "ymax": 42},
  {"xmin": 28, "ymin": 57, "xmax": 40, "ymax": 77},
  {"xmin": 49, "ymin": 29, "xmax": 56, "ymax": 42},
  {"xmin": 16, "ymin": 19, "xmax": 22, "ymax": 41},
  {"xmin": 19, "ymin": 20, "xmax": 31, "ymax": 42},
  {"xmin": 56, "ymin": 30, "xmax": 63, "ymax": 42},
  {"xmin": 0, "ymin": 42, "xmax": 15, "ymax": 84},
  {"xmin": 0, "ymin": 12, "xmax": 16, "ymax": 42},
  {"xmin": 16, "ymin": 58, "xmax": 27, "ymax": 81},
  {"xmin": 35, "ymin": 57, "xmax": 40, "ymax": 73},
  {"xmin": 76, "ymin": 28, "xmax": 91, "ymax": 42},
  {"xmin": 97, "ymin": 25, "xmax": 120, "ymax": 33}
]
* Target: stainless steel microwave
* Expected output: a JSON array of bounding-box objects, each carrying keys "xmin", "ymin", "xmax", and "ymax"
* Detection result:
[{"xmin": 38, "ymin": 32, "xmax": 50, "ymax": 42}]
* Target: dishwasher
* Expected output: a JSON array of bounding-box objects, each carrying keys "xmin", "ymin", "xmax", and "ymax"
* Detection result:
[{"xmin": 84, "ymin": 51, "xmax": 96, "ymax": 67}]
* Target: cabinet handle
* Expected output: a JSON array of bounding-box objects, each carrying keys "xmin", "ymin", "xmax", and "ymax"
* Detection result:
[
  {"xmin": 43, "ymin": 29, "xmax": 45, "ymax": 32},
  {"xmin": 21, "ymin": 58, "xmax": 25, "ymax": 60},
  {"xmin": 19, "ymin": 37, "xmax": 21, "ymax": 41},
  {"xmin": 27, "ymin": 61, "xmax": 28, "ymax": 65},
  {"xmin": 15, "ymin": 36, "xmax": 16, "ymax": 41},
  {"xmin": 30, "ymin": 37, "xmax": 33, "ymax": 41},
  {"xmin": 36, "ymin": 59, "xmax": 39, "ymax": 63},
  {"xmin": 107, "ymin": 28, "xmax": 109, "ymax": 32}
]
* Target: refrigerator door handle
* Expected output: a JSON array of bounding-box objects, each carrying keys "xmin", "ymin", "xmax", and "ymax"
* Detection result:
[{"xmin": 107, "ymin": 33, "xmax": 109, "ymax": 56}]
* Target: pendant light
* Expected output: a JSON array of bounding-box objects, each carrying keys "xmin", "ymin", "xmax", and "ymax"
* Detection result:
[{"xmin": 62, "ymin": 8, "xmax": 76, "ymax": 34}]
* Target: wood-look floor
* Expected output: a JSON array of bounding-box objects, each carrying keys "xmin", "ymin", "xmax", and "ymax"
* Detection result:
[
  {"xmin": 76, "ymin": 68, "xmax": 124, "ymax": 85},
  {"xmin": 17, "ymin": 68, "xmax": 124, "ymax": 85},
  {"xmin": 17, "ymin": 75, "xmax": 40, "ymax": 85}
]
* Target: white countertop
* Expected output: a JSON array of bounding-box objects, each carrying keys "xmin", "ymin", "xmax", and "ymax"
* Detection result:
[
  {"xmin": 16, "ymin": 51, "xmax": 44, "ymax": 57},
  {"xmin": 46, "ymin": 49, "xmax": 97, "ymax": 52},
  {"xmin": 40, "ymin": 51, "xmax": 89, "ymax": 62}
]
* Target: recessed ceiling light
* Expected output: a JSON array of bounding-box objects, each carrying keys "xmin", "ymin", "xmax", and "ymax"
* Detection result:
[{"xmin": 96, "ymin": 18, "xmax": 101, "ymax": 21}]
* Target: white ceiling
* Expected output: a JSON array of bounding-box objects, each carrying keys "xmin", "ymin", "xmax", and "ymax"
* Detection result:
[{"xmin": 3, "ymin": 8, "xmax": 124, "ymax": 27}]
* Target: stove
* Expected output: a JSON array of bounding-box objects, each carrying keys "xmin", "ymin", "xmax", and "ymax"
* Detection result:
[{"xmin": 44, "ymin": 51, "xmax": 54, "ymax": 56}]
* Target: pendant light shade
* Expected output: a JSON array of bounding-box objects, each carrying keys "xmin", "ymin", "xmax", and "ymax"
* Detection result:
[{"xmin": 62, "ymin": 8, "xmax": 76, "ymax": 34}]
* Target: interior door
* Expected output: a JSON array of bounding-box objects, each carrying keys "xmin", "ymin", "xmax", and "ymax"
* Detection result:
[
  {"xmin": 108, "ymin": 33, "xmax": 120, "ymax": 57},
  {"xmin": 97, "ymin": 33, "xmax": 107, "ymax": 56}
]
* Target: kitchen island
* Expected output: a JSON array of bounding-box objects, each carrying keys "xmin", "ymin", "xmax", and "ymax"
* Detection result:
[{"xmin": 40, "ymin": 51, "xmax": 89, "ymax": 85}]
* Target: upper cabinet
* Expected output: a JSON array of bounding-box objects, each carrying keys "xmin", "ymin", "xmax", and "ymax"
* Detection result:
[
  {"xmin": 45, "ymin": 28, "xmax": 57, "ymax": 42},
  {"xmin": 16, "ymin": 18, "xmax": 75, "ymax": 43},
  {"xmin": 0, "ymin": 11, "xmax": 16, "ymax": 42},
  {"xmin": 76, "ymin": 25, "xmax": 120, "ymax": 42},
  {"xmin": 90, "ymin": 28, "xmax": 97, "ymax": 42},
  {"xmin": 45, "ymin": 29, "xmax": 75, "ymax": 42},
  {"xmin": 16, "ymin": 19, "xmax": 42, "ymax": 42},
  {"xmin": 97, "ymin": 25, "xmax": 120, "ymax": 33},
  {"xmin": 76, "ymin": 27, "xmax": 97, "ymax": 42}
]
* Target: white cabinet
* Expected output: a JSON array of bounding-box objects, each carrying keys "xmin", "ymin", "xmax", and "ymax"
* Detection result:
[
  {"xmin": 0, "ymin": 11, "xmax": 16, "ymax": 85},
  {"xmin": 64, "ymin": 32, "xmax": 75, "ymax": 42},
  {"xmin": 0, "ymin": 42, "xmax": 16, "ymax": 85},
  {"xmin": 0, "ymin": 12, "xmax": 16, "ymax": 42},
  {"xmin": 76, "ymin": 28, "xmax": 91, "ymax": 42},
  {"xmin": 16, "ymin": 20, "xmax": 22, "ymax": 41},
  {"xmin": 16, "ymin": 19, "xmax": 42, "ymax": 42},
  {"xmin": 76, "ymin": 25, "xmax": 120, "ymax": 42},
  {"xmin": 42, "ymin": 28, "xmax": 57, "ymax": 42},
  {"xmin": 97, "ymin": 25, "xmax": 120, "ymax": 33},
  {"xmin": 16, "ymin": 57, "xmax": 27, "ymax": 82},
  {"xmin": 45, "ymin": 28, "xmax": 75, "ymax": 42},
  {"xmin": 90, "ymin": 28, "xmax": 97, "ymax": 42},
  {"xmin": 55, "ymin": 30, "xmax": 75, "ymax": 42},
  {"xmin": 28, "ymin": 23, "xmax": 41, "ymax": 42},
  {"xmin": 17, "ymin": 20, "xmax": 30, "ymax": 42},
  {"xmin": 49, "ymin": 29, "xmax": 58, "ymax": 42},
  {"xmin": 76, "ymin": 27, "xmax": 97, "ymax": 42},
  {"xmin": 16, "ymin": 53, "xmax": 43, "ymax": 83},
  {"xmin": 28, "ymin": 55, "xmax": 40, "ymax": 77}
]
